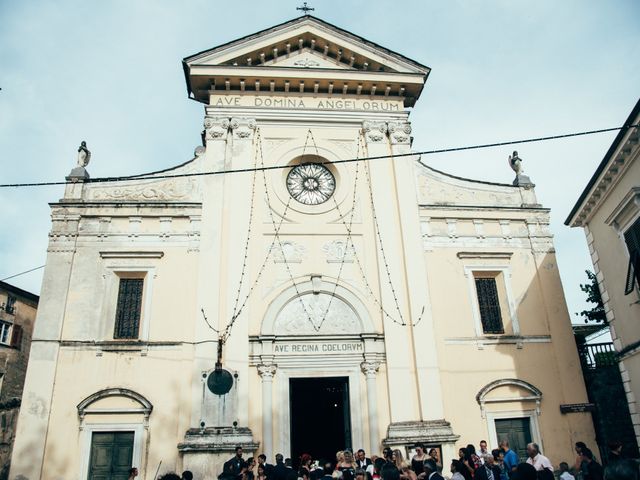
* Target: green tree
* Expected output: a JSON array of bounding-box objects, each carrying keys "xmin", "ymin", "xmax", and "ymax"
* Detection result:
[{"xmin": 576, "ymin": 270, "xmax": 607, "ymax": 323}]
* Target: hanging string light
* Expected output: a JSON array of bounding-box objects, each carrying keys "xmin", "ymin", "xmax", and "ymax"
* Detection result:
[
  {"xmin": 361, "ymin": 148, "xmax": 424, "ymax": 327},
  {"xmin": 204, "ymin": 125, "xmax": 421, "ymax": 352},
  {"xmin": 295, "ymin": 130, "xmax": 363, "ymax": 331},
  {"xmin": 306, "ymin": 130, "xmax": 423, "ymax": 327},
  {"xmin": 257, "ymin": 128, "xmax": 320, "ymax": 331}
]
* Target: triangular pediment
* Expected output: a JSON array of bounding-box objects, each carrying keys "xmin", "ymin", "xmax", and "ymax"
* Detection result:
[
  {"xmin": 183, "ymin": 16, "xmax": 431, "ymax": 106},
  {"xmin": 184, "ymin": 16, "xmax": 429, "ymax": 75},
  {"xmin": 267, "ymin": 48, "xmax": 353, "ymax": 70}
]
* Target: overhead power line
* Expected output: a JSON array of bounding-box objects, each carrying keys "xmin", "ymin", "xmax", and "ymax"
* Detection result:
[
  {"xmin": 0, "ymin": 265, "xmax": 46, "ymax": 282},
  {"xmin": 0, "ymin": 123, "xmax": 637, "ymax": 189}
]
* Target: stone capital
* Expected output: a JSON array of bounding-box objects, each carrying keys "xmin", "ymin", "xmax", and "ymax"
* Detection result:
[
  {"xmin": 230, "ymin": 117, "xmax": 257, "ymax": 140},
  {"xmin": 204, "ymin": 117, "xmax": 230, "ymax": 141},
  {"xmin": 257, "ymin": 364, "xmax": 277, "ymax": 379},
  {"xmin": 362, "ymin": 121, "xmax": 388, "ymax": 144},
  {"xmin": 360, "ymin": 361, "xmax": 381, "ymax": 377},
  {"xmin": 388, "ymin": 121, "xmax": 412, "ymax": 145}
]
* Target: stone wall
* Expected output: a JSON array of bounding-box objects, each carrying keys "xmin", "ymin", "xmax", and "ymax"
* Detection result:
[{"xmin": 0, "ymin": 283, "xmax": 38, "ymax": 480}]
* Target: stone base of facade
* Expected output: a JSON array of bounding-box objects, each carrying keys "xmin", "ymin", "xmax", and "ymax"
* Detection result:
[
  {"xmin": 178, "ymin": 426, "xmax": 259, "ymax": 478},
  {"xmin": 382, "ymin": 420, "xmax": 459, "ymax": 448}
]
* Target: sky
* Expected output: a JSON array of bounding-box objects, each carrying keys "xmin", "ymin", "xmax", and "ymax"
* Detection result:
[{"xmin": 0, "ymin": 0, "xmax": 638, "ymax": 325}]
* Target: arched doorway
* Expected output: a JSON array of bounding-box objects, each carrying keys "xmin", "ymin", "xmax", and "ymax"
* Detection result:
[{"xmin": 250, "ymin": 279, "xmax": 385, "ymax": 460}]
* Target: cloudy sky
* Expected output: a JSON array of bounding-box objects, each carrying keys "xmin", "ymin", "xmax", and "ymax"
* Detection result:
[{"xmin": 1, "ymin": 0, "xmax": 638, "ymax": 324}]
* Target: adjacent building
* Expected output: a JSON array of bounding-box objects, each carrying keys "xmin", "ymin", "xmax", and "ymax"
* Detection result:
[
  {"xmin": 0, "ymin": 282, "xmax": 38, "ymax": 479},
  {"xmin": 11, "ymin": 15, "xmax": 596, "ymax": 480},
  {"xmin": 566, "ymin": 98, "xmax": 640, "ymax": 449}
]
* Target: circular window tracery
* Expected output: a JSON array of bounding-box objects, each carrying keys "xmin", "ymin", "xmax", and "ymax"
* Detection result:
[{"xmin": 286, "ymin": 163, "xmax": 336, "ymax": 205}]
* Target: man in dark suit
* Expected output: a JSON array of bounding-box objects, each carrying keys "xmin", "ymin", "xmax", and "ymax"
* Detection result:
[
  {"xmin": 272, "ymin": 454, "xmax": 290, "ymax": 480},
  {"xmin": 258, "ymin": 454, "xmax": 275, "ymax": 478},
  {"xmin": 356, "ymin": 450, "xmax": 372, "ymax": 470},
  {"xmin": 423, "ymin": 459, "xmax": 444, "ymax": 480},
  {"xmin": 284, "ymin": 459, "xmax": 298, "ymax": 480},
  {"xmin": 319, "ymin": 462, "xmax": 335, "ymax": 480},
  {"xmin": 221, "ymin": 447, "xmax": 247, "ymax": 480},
  {"xmin": 473, "ymin": 455, "xmax": 502, "ymax": 480},
  {"xmin": 381, "ymin": 464, "xmax": 401, "ymax": 480}
]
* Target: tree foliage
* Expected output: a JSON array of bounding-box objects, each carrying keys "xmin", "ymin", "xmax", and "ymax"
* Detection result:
[{"xmin": 576, "ymin": 270, "xmax": 607, "ymax": 323}]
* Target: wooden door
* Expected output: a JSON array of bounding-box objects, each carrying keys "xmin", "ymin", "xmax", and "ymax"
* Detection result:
[
  {"xmin": 88, "ymin": 431, "xmax": 134, "ymax": 480},
  {"xmin": 494, "ymin": 418, "xmax": 532, "ymax": 462}
]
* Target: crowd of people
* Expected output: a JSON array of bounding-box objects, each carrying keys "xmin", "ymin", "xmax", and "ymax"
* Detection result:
[{"xmin": 146, "ymin": 439, "xmax": 639, "ymax": 480}]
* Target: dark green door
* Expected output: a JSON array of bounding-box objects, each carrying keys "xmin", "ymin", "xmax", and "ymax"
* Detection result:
[
  {"xmin": 88, "ymin": 431, "xmax": 134, "ymax": 480},
  {"xmin": 495, "ymin": 418, "xmax": 532, "ymax": 462}
]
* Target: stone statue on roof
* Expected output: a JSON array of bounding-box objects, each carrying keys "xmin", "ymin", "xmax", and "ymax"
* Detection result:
[
  {"xmin": 77, "ymin": 141, "xmax": 91, "ymax": 168},
  {"xmin": 508, "ymin": 150, "xmax": 534, "ymax": 188},
  {"xmin": 508, "ymin": 150, "xmax": 523, "ymax": 175}
]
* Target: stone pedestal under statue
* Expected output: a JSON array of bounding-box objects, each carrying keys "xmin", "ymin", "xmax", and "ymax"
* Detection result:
[
  {"xmin": 513, "ymin": 174, "xmax": 534, "ymax": 188},
  {"xmin": 178, "ymin": 426, "xmax": 259, "ymax": 478},
  {"xmin": 383, "ymin": 420, "xmax": 459, "ymax": 461}
]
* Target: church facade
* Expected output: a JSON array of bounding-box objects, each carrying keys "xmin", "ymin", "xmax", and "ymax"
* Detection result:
[{"xmin": 11, "ymin": 16, "xmax": 595, "ymax": 480}]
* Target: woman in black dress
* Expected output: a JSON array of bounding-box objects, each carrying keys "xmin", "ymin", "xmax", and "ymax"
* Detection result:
[{"xmin": 411, "ymin": 445, "xmax": 427, "ymax": 476}]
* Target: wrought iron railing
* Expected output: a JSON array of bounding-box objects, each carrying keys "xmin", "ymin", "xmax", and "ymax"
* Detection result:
[{"xmin": 578, "ymin": 342, "xmax": 617, "ymax": 369}]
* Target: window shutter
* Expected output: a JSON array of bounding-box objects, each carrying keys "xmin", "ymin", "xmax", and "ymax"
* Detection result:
[
  {"xmin": 624, "ymin": 219, "xmax": 640, "ymax": 295},
  {"xmin": 10, "ymin": 324, "xmax": 23, "ymax": 350}
]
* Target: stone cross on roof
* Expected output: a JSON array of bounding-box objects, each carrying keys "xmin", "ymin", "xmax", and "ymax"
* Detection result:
[{"xmin": 296, "ymin": 2, "xmax": 314, "ymax": 14}]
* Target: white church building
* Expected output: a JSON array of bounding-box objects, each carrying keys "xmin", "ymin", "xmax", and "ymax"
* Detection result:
[{"xmin": 11, "ymin": 15, "xmax": 594, "ymax": 480}]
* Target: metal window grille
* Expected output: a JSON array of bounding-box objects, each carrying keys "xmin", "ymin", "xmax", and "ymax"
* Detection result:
[
  {"xmin": 624, "ymin": 218, "xmax": 640, "ymax": 295},
  {"xmin": 475, "ymin": 277, "xmax": 505, "ymax": 334},
  {"xmin": 114, "ymin": 278, "xmax": 143, "ymax": 339},
  {"xmin": 5, "ymin": 296, "xmax": 15, "ymax": 315}
]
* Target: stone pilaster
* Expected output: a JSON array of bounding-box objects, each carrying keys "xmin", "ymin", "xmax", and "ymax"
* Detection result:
[
  {"xmin": 10, "ymin": 219, "xmax": 79, "ymax": 479},
  {"xmin": 191, "ymin": 116, "xmax": 230, "ymax": 428},
  {"xmin": 361, "ymin": 361, "xmax": 381, "ymax": 453},
  {"xmin": 361, "ymin": 119, "xmax": 421, "ymax": 423},
  {"xmin": 386, "ymin": 119, "xmax": 445, "ymax": 421},
  {"xmin": 220, "ymin": 117, "xmax": 257, "ymax": 427},
  {"xmin": 257, "ymin": 364, "xmax": 277, "ymax": 459}
]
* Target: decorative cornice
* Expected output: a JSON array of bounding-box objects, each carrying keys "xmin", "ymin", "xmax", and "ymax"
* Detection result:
[
  {"xmin": 382, "ymin": 420, "xmax": 460, "ymax": 446},
  {"xmin": 77, "ymin": 387, "xmax": 153, "ymax": 419},
  {"xmin": 456, "ymin": 252, "xmax": 513, "ymax": 259},
  {"xmin": 88, "ymin": 178, "xmax": 200, "ymax": 202},
  {"xmin": 178, "ymin": 426, "xmax": 259, "ymax": 452},
  {"xmin": 605, "ymin": 186, "xmax": 640, "ymax": 232},
  {"xmin": 183, "ymin": 16, "xmax": 430, "ymax": 106},
  {"xmin": 618, "ymin": 338, "xmax": 640, "ymax": 362},
  {"xmin": 476, "ymin": 378, "xmax": 542, "ymax": 404},
  {"xmin": 568, "ymin": 126, "xmax": 639, "ymax": 227},
  {"xmin": 475, "ymin": 378, "xmax": 542, "ymax": 418},
  {"xmin": 99, "ymin": 251, "xmax": 164, "ymax": 259},
  {"xmin": 444, "ymin": 335, "xmax": 551, "ymax": 348}
]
